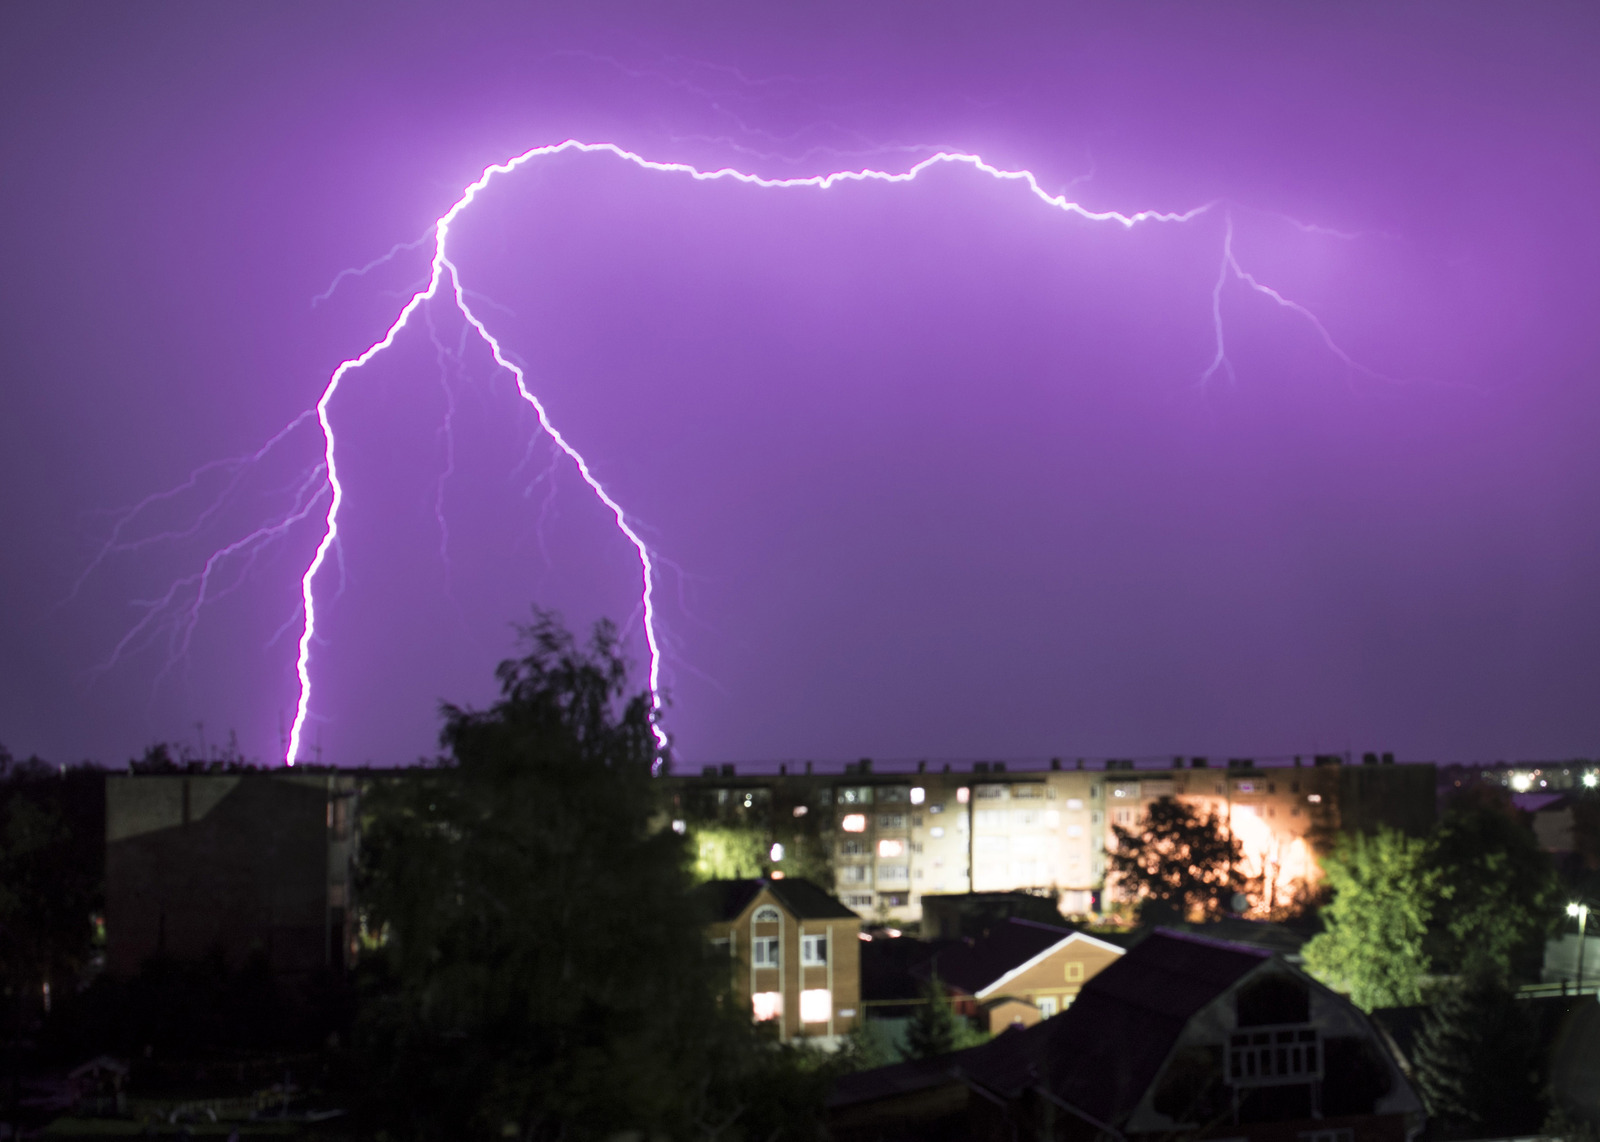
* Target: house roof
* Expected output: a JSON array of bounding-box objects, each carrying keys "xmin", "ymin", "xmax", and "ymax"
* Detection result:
[
  {"xmin": 924, "ymin": 918, "xmax": 1123, "ymax": 997},
  {"xmin": 695, "ymin": 877, "xmax": 859, "ymax": 922},
  {"xmin": 1020, "ymin": 928, "xmax": 1271, "ymax": 1120},
  {"xmin": 837, "ymin": 928, "xmax": 1272, "ymax": 1122}
]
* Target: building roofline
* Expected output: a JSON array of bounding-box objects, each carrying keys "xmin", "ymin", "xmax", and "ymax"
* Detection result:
[{"xmin": 975, "ymin": 929, "xmax": 1126, "ymax": 999}]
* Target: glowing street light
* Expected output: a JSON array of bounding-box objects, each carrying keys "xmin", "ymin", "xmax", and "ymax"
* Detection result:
[{"xmin": 1568, "ymin": 901, "xmax": 1590, "ymax": 993}]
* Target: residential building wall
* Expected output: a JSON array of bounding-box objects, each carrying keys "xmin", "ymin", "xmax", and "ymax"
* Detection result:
[
  {"xmin": 105, "ymin": 772, "xmax": 357, "ymax": 976},
  {"xmin": 704, "ymin": 887, "xmax": 861, "ymax": 1043},
  {"xmin": 983, "ymin": 934, "xmax": 1124, "ymax": 1019},
  {"xmin": 672, "ymin": 759, "xmax": 1435, "ymax": 926}
]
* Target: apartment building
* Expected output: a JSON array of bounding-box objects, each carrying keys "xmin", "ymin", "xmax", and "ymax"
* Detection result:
[{"xmin": 671, "ymin": 757, "xmax": 1435, "ymax": 926}]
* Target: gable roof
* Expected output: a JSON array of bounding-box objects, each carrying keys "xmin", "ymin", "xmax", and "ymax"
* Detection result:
[
  {"xmin": 696, "ymin": 877, "xmax": 859, "ymax": 922},
  {"xmin": 874, "ymin": 929, "xmax": 1272, "ymax": 1122},
  {"xmin": 1022, "ymin": 929, "xmax": 1271, "ymax": 1120},
  {"xmin": 925, "ymin": 918, "xmax": 1122, "ymax": 997}
]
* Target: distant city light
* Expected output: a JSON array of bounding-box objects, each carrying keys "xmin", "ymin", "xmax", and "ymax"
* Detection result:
[
  {"xmin": 671, "ymin": 819, "xmax": 686, "ymax": 834},
  {"xmin": 793, "ymin": 805, "xmax": 809, "ymax": 817},
  {"xmin": 769, "ymin": 842, "xmax": 785, "ymax": 862},
  {"xmin": 1585, "ymin": 773, "xmax": 1598, "ymax": 789},
  {"xmin": 910, "ymin": 787, "xmax": 926, "ymax": 805},
  {"xmin": 1511, "ymin": 773, "xmax": 1534, "ymax": 792},
  {"xmin": 841, "ymin": 813, "xmax": 867, "ymax": 832}
]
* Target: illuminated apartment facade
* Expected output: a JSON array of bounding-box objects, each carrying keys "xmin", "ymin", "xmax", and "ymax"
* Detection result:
[{"xmin": 670, "ymin": 757, "xmax": 1434, "ymax": 925}]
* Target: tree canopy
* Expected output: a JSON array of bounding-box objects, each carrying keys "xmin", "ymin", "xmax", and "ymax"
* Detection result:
[
  {"xmin": 1425, "ymin": 790, "xmax": 1562, "ymax": 981},
  {"xmin": 1108, "ymin": 797, "xmax": 1252, "ymax": 924},
  {"xmin": 356, "ymin": 612, "xmax": 821, "ymax": 1141},
  {"xmin": 1302, "ymin": 828, "xmax": 1437, "ymax": 1010}
]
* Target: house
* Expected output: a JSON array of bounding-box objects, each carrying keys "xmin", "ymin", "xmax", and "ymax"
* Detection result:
[
  {"xmin": 922, "ymin": 918, "xmax": 1124, "ymax": 1032},
  {"xmin": 698, "ymin": 877, "xmax": 862, "ymax": 1045},
  {"xmin": 829, "ymin": 928, "xmax": 1424, "ymax": 1142}
]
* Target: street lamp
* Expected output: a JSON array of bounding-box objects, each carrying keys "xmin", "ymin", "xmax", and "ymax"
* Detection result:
[{"xmin": 1567, "ymin": 902, "xmax": 1590, "ymax": 993}]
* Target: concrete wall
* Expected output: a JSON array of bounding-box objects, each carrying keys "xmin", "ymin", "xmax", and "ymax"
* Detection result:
[{"xmin": 105, "ymin": 772, "xmax": 356, "ymax": 976}]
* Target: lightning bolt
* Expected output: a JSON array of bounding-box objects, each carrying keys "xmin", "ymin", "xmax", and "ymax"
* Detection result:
[{"xmin": 81, "ymin": 139, "xmax": 1382, "ymax": 769}]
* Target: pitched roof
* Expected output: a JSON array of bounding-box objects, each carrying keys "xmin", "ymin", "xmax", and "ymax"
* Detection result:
[
  {"xmin": 1024, "ymin": 929, "xmax": 1271, "ymax": 1120},
  {"xmin": 924, "ymin": 918, "xmax": 1121, "ymax": 997},
  {"xmin": 695, "ymin": 877, "xmax": 859, "ymax": 922},
  {"xmin": 841, "ymin": 928, "xmax": 1272, "ymax": 1122}
]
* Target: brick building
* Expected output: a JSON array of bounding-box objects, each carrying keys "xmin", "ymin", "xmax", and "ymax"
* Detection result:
[{"xmin": 698, "ymin": 877, "xmax": 862, "ymax": 1045}]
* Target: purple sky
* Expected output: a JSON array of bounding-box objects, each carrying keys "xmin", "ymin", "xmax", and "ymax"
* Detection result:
[{"xmin": 4, "ymin": 2, "xmax": 1599, "ymax": 769}]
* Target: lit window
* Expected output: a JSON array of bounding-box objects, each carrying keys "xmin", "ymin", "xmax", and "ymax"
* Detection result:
[
  {"xmin": 1038, "ymin": 995, "xmax": 1058, "ymax": 1018},
  {"xmin": 957, "ymin": 787, "xmax": 970, "ymax": 803},
  {"xmin": 1066, "ymin": 798, "xmax": 1084, "ymax": 810},
  {"xmin": 793, "ymin": 805, "xmax": 809, "ymax": 817},
  {"xmin": 877, "ymin": 838, "xmax": 905, "ymax": 858},
  {"xmin": 1307, "ymin": 794, "xmax": 1322, "ymax": 804},
  {"xmin": 752, "ymin": 937, "xmax": 780, "ymax": 967},
  {"xmin": 800, "ymin": 988, "xmax": 831, "ymax": 1023},
  {"xmin": 769, "ymin": 842, "xmax": 785, "ymax": 862},
  {"xmin": 841, "ymin": 814, "xmax": 867, "ymax": 833},
  {"xmin": 801, "ymin": 934, "xmax": 827, "ymax": 965},
  {"xmin": 752, "ymin": 992, "xmax": 783, "ymax": 1021},
  {"xmin": 910, "ymin": 787, "xmax": 926, "ymax": 805},
  {"xmin": 930, "ymin": 826, "xmax": 945, "ymax": 839}
]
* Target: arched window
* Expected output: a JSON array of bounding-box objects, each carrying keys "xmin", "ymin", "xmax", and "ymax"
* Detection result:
[{"xmin": 752, "ymin": 906, "xmax": 782, "ymax": 923}]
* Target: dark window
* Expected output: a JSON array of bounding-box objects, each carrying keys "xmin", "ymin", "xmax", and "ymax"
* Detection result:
[{"xmin": 1236, "ymin": 974, "xmax": 1310, "ymax": 1026}]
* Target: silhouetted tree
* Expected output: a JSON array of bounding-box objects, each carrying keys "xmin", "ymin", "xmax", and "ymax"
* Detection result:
[
  {"xmin": 901, "ymin": 973, "xmax": 987, "ymax": 1060},
  {"xmin": 1426, "ymin": 789, "xmax": 1562, "ymax": 982},
  {"xmin": 0, "ymin": 749, "xmax": 103, "ymax": 1032},
  {"xmin": 1109, "ymin": 797, "xmax": 1251, "ymax": 924},
  {"xmin": 1303, "ymin": 828, "xmax": 1436, "ymax": 1010},
  {"xmin": 1412, "ymin": 973, "xmax": 1546, "ymax": 1139},
  {"xmin": 356, "ymin": 611, "xmax": 830, "ymax": 1141}
]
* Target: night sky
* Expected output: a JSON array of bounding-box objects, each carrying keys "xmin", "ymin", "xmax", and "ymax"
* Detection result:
[{"xmin": 4, "ymin": 2, "xmax": 1599, "ymax": 769}]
